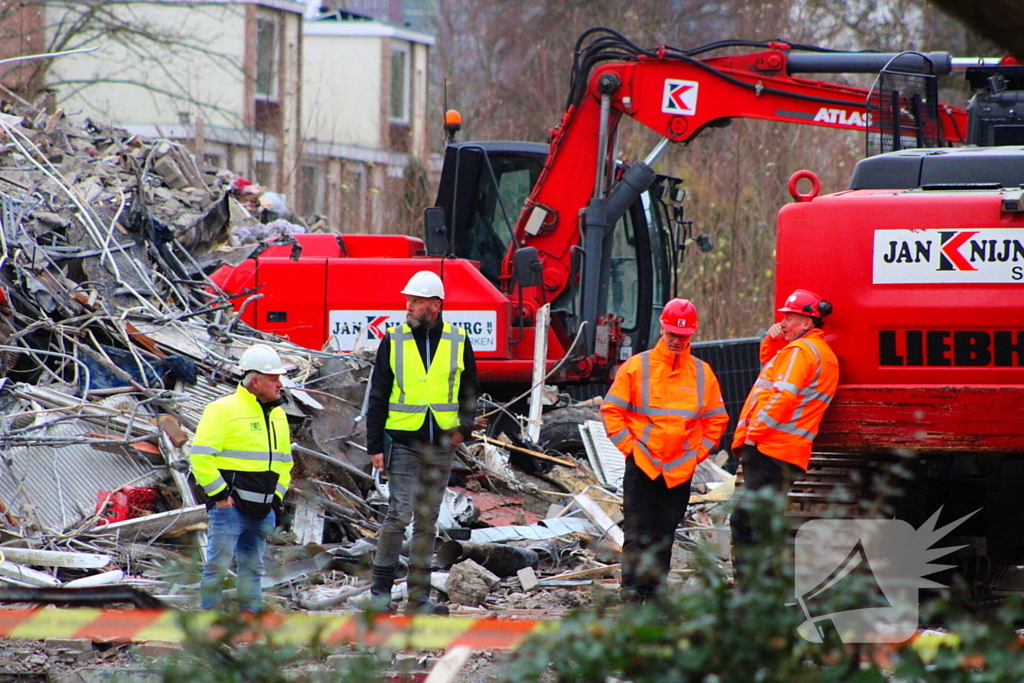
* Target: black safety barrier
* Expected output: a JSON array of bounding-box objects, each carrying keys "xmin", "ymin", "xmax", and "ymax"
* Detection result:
[{"xmin": 691, "ymin": 337, "xmax": 762, "ymax": 465}]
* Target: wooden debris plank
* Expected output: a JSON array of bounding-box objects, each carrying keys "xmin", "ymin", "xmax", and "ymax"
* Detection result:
[{"xmin": 0, "ymin": 548, "xmax": 110, "ymax": 569}]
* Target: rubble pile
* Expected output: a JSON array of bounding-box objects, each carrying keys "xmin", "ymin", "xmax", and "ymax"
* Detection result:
[{"xmin": 0, "ymin": 97, "xmax": 735, "ymax": 615}]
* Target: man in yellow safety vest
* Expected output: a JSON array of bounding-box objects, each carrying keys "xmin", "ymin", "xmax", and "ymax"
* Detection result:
[
  {"xmin": 189, "ymin": 343, "xmax": 292, "ymax": 613},
  {"xmin": 365, "ymin": 270, "xmax": 479, "ymax": 614}
]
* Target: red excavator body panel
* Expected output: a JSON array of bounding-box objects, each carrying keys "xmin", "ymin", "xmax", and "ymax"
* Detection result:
[
  {"xmin": 209, "ymin": 234, "xmax": 572, "ymax": 383},
  {"xmin": 776, "ymin": 189, "xmax": 1024, "ymax": 454}
]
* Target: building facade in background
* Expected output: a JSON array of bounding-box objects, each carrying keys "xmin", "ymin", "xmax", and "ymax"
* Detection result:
[
  {"xmin": 0, "ymin": 0, "xmax": 436, "ymax": 235},
  {"xmin": 301, "ymin": 3, "xmax": 433, "ymax": 234}
]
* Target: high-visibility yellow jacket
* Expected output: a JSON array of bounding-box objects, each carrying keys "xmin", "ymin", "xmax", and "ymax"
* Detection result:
[
  {"xmin": 189, "ymin": 385, "xmax": 292, "ymax": 516},
  {"xmin": 732, "ymin": 329, "xmax": 839, "ymax": 470},
  {"xmin": 385, "ymin": 322, "xmax": 466, "ymax": 432},
  {"xmin": 600, "ymin": 340, "xmax": 729, "ymax": 488}
]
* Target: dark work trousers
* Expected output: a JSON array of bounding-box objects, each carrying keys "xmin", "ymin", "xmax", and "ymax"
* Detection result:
[
  {"xmin": 373, "ymin": 442, "xmax": 454, "ymax": 602},
  {"xmin": 729, "ymin": 444, "xmax": 803, "ymax": 579},
  {"xmin": 621, "ymin": 456, "xmax": 693, "ymax": 601}
]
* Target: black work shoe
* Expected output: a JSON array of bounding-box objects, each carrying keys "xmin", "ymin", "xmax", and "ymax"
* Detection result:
[
  {"xmin": 406, "ymin": 598, "xmax": 449, "ymax": 615},
  {"xmin": 368, "ymin": 594, "xmax": 395, "ymax": 613},
  {"xmin": 368, "ymin": 564, "xmax": 398, "ymax": 613}
]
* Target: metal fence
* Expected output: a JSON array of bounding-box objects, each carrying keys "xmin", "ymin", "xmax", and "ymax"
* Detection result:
[{"xmin": 691, "ymin": 337, "xmax": 762, "ymax": 460}]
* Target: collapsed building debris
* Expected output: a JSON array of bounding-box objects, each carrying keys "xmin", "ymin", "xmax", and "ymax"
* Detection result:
[{"xmin": 0, "ymin": 94, "xmax": 735, "ymax": 616}]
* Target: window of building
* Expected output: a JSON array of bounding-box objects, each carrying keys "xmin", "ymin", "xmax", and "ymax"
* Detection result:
[
  {"xmin": 340, "ymin": 162, "xmax": 366, "ymax": 230},
  {"xmin": 389, "ymin": 46, "xmax": 409, "ymax": 123},
  {"xmin": 298, "ymin": 164, "xmax": 324, "ymax": 217},
  {"xmin": 255, "ymin": 15, "xmax": 278, "ymax": 99},
  {"xmin": 255, "ymin": 161, "xmax": 275, "ymax": 188}
]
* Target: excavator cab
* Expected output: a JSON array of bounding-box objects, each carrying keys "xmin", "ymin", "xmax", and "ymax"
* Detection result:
[
  {"xmin": 434, "ymin": 142, "xmax": 546, "ymax": 286},
  {"xmin": 433, "ymin": 141, "xmax": 678, "ymax": 363}
]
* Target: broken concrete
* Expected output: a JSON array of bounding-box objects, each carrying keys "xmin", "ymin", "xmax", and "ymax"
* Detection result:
[{"xmin": 446, "ymin": 559, "xmax": 500, "ymax": 607}]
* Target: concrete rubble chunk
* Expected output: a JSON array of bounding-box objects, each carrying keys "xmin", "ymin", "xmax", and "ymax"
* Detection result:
[
  {"xmin": 43, "ymin": 638, "xmax": 92, "ymax": 652},
  {"xmin": 446, "ymin": 558, "xmax": 500, "ymax": 607},
  {"xmin": 517, "ymin": 566, "xmax": 540, "ymax": 592}
]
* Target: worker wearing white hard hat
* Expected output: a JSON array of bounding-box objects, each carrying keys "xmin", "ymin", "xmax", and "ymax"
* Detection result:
[
  {"xmin": 189, "ymin": 343, "xmax": 293, "ymax": 613},
  {"xmin": 400, "ymin": 270, "xmax": 446, "ymax": 300},
  {"xmin": 365, "ymin": 270, "xmax": 479, "ymax": 615}
]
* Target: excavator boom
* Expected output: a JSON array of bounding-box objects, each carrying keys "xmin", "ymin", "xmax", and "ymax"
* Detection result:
[{"xmin": 503, "ymin": 30, "xmax": 974, "ymax": 368}]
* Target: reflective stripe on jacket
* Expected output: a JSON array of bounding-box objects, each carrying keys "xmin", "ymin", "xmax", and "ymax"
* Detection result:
[
  {"xmin": 188, "ymin": 385, "xmax": 292, "ymax": 506},
  {"xmin": 599, "ymin": 339, "xmax": 729, "ymax": 488},
  {"xmin": 732, "ymin": 329, "xmax": 839, "ymax": 470},
  {"xmin": 386, "ymin": 322, "xmax": 466, "ymax": 432}
]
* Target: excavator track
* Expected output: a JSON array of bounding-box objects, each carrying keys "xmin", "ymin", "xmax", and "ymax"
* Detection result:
[{"xmin": 785, "ymin": 453, "xmax": 875, "ymax": 526}]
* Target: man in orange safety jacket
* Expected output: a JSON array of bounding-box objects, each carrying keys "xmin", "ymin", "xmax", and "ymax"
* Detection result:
[
  {"xmin": 601, "ymin": 298, "xmax": 729, "ymax": 602},
  {"xmin": 730, "ymin": 289, "xmax": 839, "ymax": 575}
]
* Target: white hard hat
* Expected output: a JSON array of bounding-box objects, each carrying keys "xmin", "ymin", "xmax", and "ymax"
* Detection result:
[
  {"xmin": 401, "ymin": 270, "xmax": 445, "ymax": 300},
  {"xmin": 238, "ymin": 343, "xmax": 288, "ymax": 375}
]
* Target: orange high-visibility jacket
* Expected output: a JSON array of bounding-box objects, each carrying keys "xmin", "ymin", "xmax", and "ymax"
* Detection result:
[
  {"xmin": 600, "ymin": 340, "xmax": 729, "ymax": 488},
  {"xmin": 732, "ymin": 329, "xmax": 839, "ymax": 470}
]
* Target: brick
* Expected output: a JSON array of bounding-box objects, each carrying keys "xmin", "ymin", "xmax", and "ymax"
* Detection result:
[
  {"xmin": 44, "ymin": 637, "xmax": 92, "ymax": 652},
  {"xmin": 133, "ymin": 641, "xmax": 182, "ymax": 659}
]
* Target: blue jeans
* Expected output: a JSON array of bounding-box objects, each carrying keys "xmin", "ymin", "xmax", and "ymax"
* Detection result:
[
  {"xmin": 373, "ymin": 442, "xmax": 454, "ymax": 576},
  {"xmin": 200, "ymin": 506, "xmax": 275, "ymax": 612}
]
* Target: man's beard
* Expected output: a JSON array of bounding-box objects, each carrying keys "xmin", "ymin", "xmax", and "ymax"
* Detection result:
[{"xmin": 407, "ymin": 313, "xmax": 432, "ymax": 329}]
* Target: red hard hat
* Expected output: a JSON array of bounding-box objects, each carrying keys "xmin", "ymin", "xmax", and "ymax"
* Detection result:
[
  {"xmin": 660, "ymin": 298, "xmax": 698, "ymax": 334},
  {"xmin": 778, "ymin": 289, "xmax": 832, "ymax": 318}
]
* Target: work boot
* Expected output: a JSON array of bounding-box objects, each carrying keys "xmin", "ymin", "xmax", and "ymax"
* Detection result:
[
  {"xmin": 369, "ymin": 564, "xmax": 397, "ymax": 613},
  {"xmin": 407, "ymin": 597, "xmax": 449, "ymax": 615},
  {"xmin": 406, "ymin": 567, "xmax": 449, "ymax": 615}
]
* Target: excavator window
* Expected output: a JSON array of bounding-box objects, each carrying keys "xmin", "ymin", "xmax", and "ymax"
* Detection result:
[
  {"xmin": 435, "ymin": 143, "xmax": 546, "ymax": 287},
  {"xmin": 466, "ymin": 162, "xmax": 536, "ymax": 283},
  {"xmin": 608, "ymin": 212, "xmax": 640, "ymax": 330}
]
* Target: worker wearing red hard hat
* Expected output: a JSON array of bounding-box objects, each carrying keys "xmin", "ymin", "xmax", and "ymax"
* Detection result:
[
  {"xmin": 600, "ymin": 298, "xmax": 729, "ymax": 602},
  {"xmin": 730, "ymin": 289, "xmax": 839, "ymax": 578}
]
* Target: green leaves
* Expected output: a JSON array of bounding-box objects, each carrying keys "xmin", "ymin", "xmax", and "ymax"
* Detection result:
[{"xmin": 501, "ymin": 493, "xmax": 1024, "ymax": 683}]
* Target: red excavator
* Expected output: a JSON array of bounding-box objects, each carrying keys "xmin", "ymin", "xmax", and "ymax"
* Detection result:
[
  {"xmin": 212, "ymin": 29, "xmax": 976, "ymax": 391},
  {"xmin": 214, "ymin": 29, "xmax": 1024, "ymax": 576}
]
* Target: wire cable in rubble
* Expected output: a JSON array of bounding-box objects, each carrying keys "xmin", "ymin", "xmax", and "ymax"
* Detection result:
[
  {"xmin": 478, "ymin": 321, "xmax": 587, "ymax": 421},
  {"xmin": 471, "ymin": 433, "xmax": 578, "ymax": 468},
  {"xmin": 0, "ymin": 117, "xmax": 165, "ymax": 318},
  {"xmin": 0, "ymin": 345, "xmax": 92, "ymax": 398}
]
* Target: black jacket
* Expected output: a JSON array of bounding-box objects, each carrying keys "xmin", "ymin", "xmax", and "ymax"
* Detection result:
[{"xmin": 365, "ymin": 315, "xmax": 479, "ymax": 454}]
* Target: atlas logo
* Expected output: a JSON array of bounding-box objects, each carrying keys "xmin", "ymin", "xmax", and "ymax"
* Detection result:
[
  {"xmin": 662, "ymin": 79, "xmax": 698, "ymax": 116},
  {"xmin": 813, "ymin": 107, "xmax": 869, "ymax": 127}
]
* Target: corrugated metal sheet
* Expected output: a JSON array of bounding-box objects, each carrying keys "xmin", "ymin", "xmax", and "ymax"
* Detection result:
[
  {"xmin": 0, "ymin": 419, "xmax": 164, "ymax": 535},
  {"xmin": 175, "ymin": 375, "xmax": 234, "ymax": 429},
  {"xmin": 579, "ymin": 420, "xmax": 625, "ymax": 491},
  {"xmin": 469, "ymin": 517, "xmax": 599, "ymax": 543}
]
